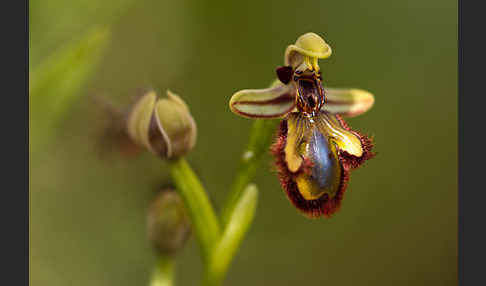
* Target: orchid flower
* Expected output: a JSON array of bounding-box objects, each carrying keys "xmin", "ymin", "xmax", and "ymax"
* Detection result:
[{"xmin": 229, "ymin": 32, "xmax": 375, "ymax": 218}]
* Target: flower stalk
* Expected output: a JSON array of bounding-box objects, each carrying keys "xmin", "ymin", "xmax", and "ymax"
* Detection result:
[
  {"xmin": 166, "ymin": 120, "xmax": 273, "ymax": 285},
  {"xmin": 221, "ymin": 119, "xmax": 278, "ymax": 225},
  {"xmin": 123, "ymin": 90, "xmax": 268, "ymax": 285},
  {"xmin": 169, "ymin": 158, "xmax": 221, "ymax": 261},
  {"xmin": 149, "ymin": 256, "xmax": 175, "ymax": 286},
  {"xmin": 168, "ymin": 157, "xmax": 262, "ymax": 286}
]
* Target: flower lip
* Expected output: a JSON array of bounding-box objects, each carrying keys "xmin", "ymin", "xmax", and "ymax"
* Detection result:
[{"xmin": 271, "ymin": 118, "xmax": 350, "ymax": 218}]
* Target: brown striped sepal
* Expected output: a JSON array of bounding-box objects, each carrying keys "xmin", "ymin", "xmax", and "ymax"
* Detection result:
[
  {"xmin": 229, "ymin": 80, "xmax": 296, "ymax": 119},
  {"xmin": 323, "ymin": 88, "xmax": 375, "ymax": 117}
]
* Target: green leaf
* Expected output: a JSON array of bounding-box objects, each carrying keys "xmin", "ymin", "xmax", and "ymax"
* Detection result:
[
  {"xmin": 207, "ymin": 184, "xmax": 258, "ymax": 286},
  {"xmin": 29, "ymin": 26, "xmax": 110, "ymax": 151}
]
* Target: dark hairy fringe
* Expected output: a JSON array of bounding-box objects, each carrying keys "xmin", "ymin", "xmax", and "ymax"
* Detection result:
[
  {"xmin": 334, "ymin": 114, "xmax": 375, "ymax": 169},
  {"xmin": 270, "ymin": 119, "xmax": 350, "ymax": 218}
]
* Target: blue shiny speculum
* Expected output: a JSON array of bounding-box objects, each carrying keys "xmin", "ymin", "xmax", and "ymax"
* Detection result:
[
  {"xmin": 291, "ymin": 115, "xmax": 342, "ymax": 200},
  {"xmin": 309, "ymin": 128, "xmax": 335, "ymax": 190}
]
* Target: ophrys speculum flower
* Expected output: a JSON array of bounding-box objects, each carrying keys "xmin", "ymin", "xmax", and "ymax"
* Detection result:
[{"xmin": 229, "ymin": 32, "xmax": 375, "ymax": 218}]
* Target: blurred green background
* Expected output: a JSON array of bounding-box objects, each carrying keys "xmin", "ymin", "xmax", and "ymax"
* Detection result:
[{"xmin": 29, "ymin": 0, "xmax": 457, "ymax": 285}]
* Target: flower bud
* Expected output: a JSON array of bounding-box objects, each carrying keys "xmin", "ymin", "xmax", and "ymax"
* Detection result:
[
  {"xmin": 126, "ymin": 90, "xmax": 197, "ymax": 159},
  {"xmin": 147, "ymin": 190, "xmax": 191, "ymax": 256}
]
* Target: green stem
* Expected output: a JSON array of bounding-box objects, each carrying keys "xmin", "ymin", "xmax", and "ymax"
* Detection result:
[
  {"xmin": 149, "ymin": 256, "xmax": 175, "ymax": 286},
  {"xmin": 169, "ymin": 158, "xmax": 221, "ymax": 261},
  {"xmin": 168, "ymin": 118, "xmax": 277, "ymax": 285},
  {"xmin": 221, "ymin": 119, "xmax": 279, "ymax": 225}
]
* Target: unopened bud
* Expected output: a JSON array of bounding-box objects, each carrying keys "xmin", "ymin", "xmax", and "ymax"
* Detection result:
[
  {"xmin": 126, "ymin": 90, "xmax": 197, "ymax": 159},
  {"xmin": 147, "ymin": 190, "xmax": 191, "ymax": 256}
]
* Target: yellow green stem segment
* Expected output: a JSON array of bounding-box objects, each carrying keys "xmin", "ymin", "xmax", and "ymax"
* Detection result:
[
  {"xmin": 169, "ymin": 157, "xmax": 261, "ymax": 286},
  {"xmin": 149, "ymin": 256, "xmax": 175, "ymax": 286},
  {"xmin": 169, "ymin": 158, "xmax": 221, "ymax": 260}
]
